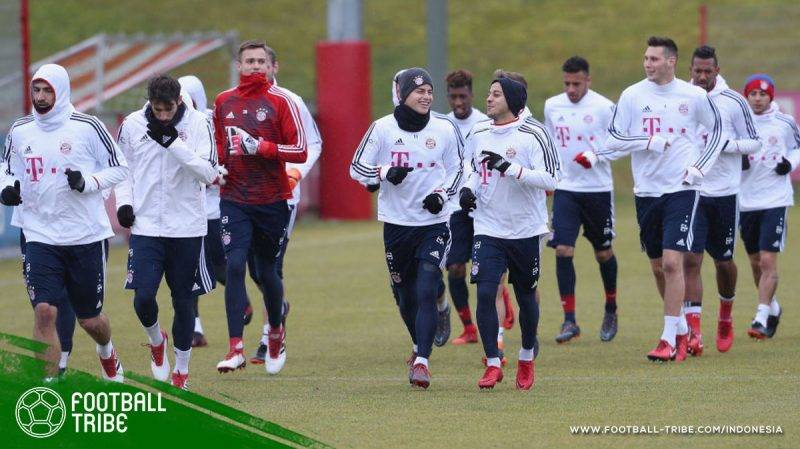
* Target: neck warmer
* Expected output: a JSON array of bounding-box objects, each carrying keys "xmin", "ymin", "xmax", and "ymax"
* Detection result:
[{"xmin": 393, "ymin": 104, "xmax": 430, "ymax": 132}]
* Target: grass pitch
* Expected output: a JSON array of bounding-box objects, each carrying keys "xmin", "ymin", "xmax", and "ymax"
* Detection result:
[{"xmin": 0, "ymin": 197, "xmax": 798, "ymax": 449}]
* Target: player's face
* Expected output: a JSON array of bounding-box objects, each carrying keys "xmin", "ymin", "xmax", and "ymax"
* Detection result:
[
  {"xmin": 690, "ymin": 58, "xmax": 719, "ymax": 92},
  {"xmin": 644, "ymin": 46, "xmax": 675, "ymax": 84},
  {"xmin": 747, "ymin": 89, "xmax": 771, "ymax": 115},
  {"xmin": 447, "ymin": 86, "xmax": 473, "ymax": 120},
  {"xmin": 31, "ymin": 80, "xmax": 56, "ymax": 114},
  {"xmin": 563, "ymin": 71, "xmax": 590, "ymax": 103},
  {"xmin": 486, "ymin": 83, "xmax": 510, "ymax": 120},
  {"xmin": 405, "ymin": 85, "xmax": 433, "ymax": 114},
  {"xmin": 238, "ymin": 48, "xmax": 269, "ymax": 76},
  {"xmin": 150, "ymin": 99, "xmax": 181, "ymax": 124}
]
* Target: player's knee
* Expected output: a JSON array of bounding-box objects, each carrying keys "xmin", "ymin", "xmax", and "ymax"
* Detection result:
[
  {"xmin": 78, "ymin": 316, "xmax": 101, "ymax": 333},
  {"xmin": 33, "ymin": 303, "xmax": 57, "ymax": 327},
  {"xmin": 447, "ymin": 264, "xmax": 466, "ymax": 279},
  {"xmin": 555, "ymin": 245, "xmax": 574, "ymax": 258},
  {"xmin": 714, "ymin": 259, "xmax": 735, "ymax": 273},
  {"xmin": 758, "ymin": 256, "xmax": 777, "ymax": 275},
  {"xmin": 661, "ymin": 258, "xmax": 681, "ymax": 275},
  {"xmin": 594, "ymin": 248, "xmax": 613, "ymax": 263}
]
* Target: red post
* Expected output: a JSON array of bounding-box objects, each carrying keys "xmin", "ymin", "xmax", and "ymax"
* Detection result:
[
  {"xmin": 698, "ymin": 4, "xmax": 708, "ymax": 46},
  {"xmin": 316, "ymin": 41, "xmax": 372, "ymax": 220},
  {"xmin": 20, "ymin": 0, "xmax": 31, "ymax": 113}
]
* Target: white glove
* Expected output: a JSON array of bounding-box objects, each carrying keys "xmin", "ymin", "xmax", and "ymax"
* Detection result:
[
  {"xmin": 226, "ymin": 126, "xmax": 260, "ymax": 156},
  {"xmin": 682, "ymin": 166, "xmax": 703, "ymax": 186},
  {"xmin": 647, "ymin": 135, "xmax": 669, "ymax": 153},
  {"xmin": 216, "ymin": 164, "xmax": 228, "ymax": 186}
]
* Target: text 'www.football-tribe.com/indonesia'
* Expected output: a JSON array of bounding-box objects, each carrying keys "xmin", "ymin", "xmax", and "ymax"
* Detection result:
[{"xmin": 569, "ymin": 424, "xmax": 784, "ymax": 436}]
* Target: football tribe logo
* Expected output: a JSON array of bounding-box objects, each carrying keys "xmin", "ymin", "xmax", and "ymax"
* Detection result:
[{"xmin": 15, "ymin": 387, "xmax": 66, "ymax": 438}]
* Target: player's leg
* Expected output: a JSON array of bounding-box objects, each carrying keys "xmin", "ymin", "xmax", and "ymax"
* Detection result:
[
  {"xmin": 217, "ymin": 200, "xmax": 253, "ymax": 371},
  {"xmin": 495, "ymin": 272, "xmax": 513, "ymax": 346},
  {"xmin": 408, "ymin": 223, "xmax": 449, "ymax": 389},
  {"xmin": 508, "ymin": 235, "xmax": 541, "ymax": 391},
  {"xmin": 702, "ymin": 195, "xmax": 738, "ymax": 352},
  {"xmin": 550, "ymin": 190, "xmax": 582, "ymax": 343},
  {"xmin": 252, "ymin": 232, "xmax": 291, "ymax": 364},
  {"xmin": 433, "ymin": 277, "xmax": 450, "ymax": 347},
  {"xmin": 446, "ymin": 211, "xmax": 474, "ymax": 344},
  {"xmin": 193, "ymin": 218, "xmax": 225, "ymax": 348},
  {"xmin": 64, "ymin": 241, "xmax": 123, "ymax": 382},
  {"xmin": 471, "ymin": 235, "xmax": 506, "ymax": 389},
  {"xmin": 164, "ymin": 237, "xmax": 205, "ymax": 389},
  {"xmin": 582, "ymin": 191, "xmax": 618, "ymax": 341},
  {"xmin": 54, "ymin": 295, "xmax": 76, "ymax": 375},
  {"xmin": 19, "ymin": 233, "xmax": 60, "ymax": 378},
  {"xmin": 384, "ymin": 223, "xmax": 420, "ymax": 368},
  {"xmin": 748, "ymin": 207, "xmax": 786, "ymax": 339},
  {"xmin": 682, "ymin": 196, "xmax": 707, "ymax": 355},
  {"xmin": 126, "ymin": 235, "xmax": 170, "ymax": 380}
]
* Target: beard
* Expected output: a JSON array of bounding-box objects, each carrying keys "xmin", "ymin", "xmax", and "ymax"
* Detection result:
[{"xmin": 33, "ymin": 102, "xmax": 54, "ymax": 114}]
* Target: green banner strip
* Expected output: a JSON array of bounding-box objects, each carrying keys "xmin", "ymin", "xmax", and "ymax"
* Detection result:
[{"xmin": 0, "ymin": 332, "xmax": 48, "ymax": 353}]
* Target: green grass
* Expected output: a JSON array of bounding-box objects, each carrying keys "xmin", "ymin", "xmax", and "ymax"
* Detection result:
[{"xmin": 1, "ymin": 198, "xmax": 798, "ymax": 449}]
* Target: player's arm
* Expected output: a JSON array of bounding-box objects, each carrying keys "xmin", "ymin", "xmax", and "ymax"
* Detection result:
[
  {"xmin": 688, "ymin": 95, "xmax": 724, "ymax": 175},
  {"xmin": 0, "ymin": 131, "xmax": 22, "ymax": 206},
  {"xmin": 349, "ymin": 122, "xmax": 385, "ymax": 185},
  {"xmin": 601, "ymin": 92, "xmax": 666, "ymax": 157},
  {"xmin": 286, "ymin": 97, "xmax": 322, "ymax": 186},
  {"xmin": 166, "ymin": 118, "xmax": 218, "ymax": 184},
  {"xmin": 212, "ymin": 102, "xmax": 229, "ymax": 166},
  {"xmin": 462, "ymin": 137, "xmax": 481, "ymax": 192},
  {"xmin": 79, "ymin": 117, "xmax": 129, "ymax": 193},
  {"xmin": 438, "ymin": 121, "xmax": 465, "ymax": 201},
  {"xmin": 112, "ymin": 120, "xmax": 134, "ymax": 207},
  {"xmin": 783, "ymin": 116, "xmax": 800, "ymax": 168},
  {"xmin": 724, "ymin": 93, "xmax": 761, "ymax": 155},
  {"xmin": 507, "ymin": 128, "xmax": 561, "ymax": 190},
  {"xmin": 239, "ymin": 96, "xmax": 307, "ymax": 163}
]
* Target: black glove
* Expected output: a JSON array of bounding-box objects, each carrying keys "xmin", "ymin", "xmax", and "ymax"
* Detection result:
[
  {"xmin": 1, "ymin": 180, "xmax": 22, "ymax": 206},
  {"xmin": 459, "ymin": 187, "xmax": 476, "ymax": 212},
  {"xmin": 775, "ymin": 157, "xmax": 792, "ymax": 175},
  {"xmin": 116, "ymin": 205, "xmax": 135, "ymax": 228},
  {"xmin": 741, "ymin": 155, "xmax": 750, "ymax": 171},
  {"xmin": 366, "ymin": 183, "xmax": 380, "ymax": 193},
  {"xmin": 64, "ymin": 169, "xmax": 85, "ymax": 192},
  {"xmin": 481, "ymin": 151, "xmax": 511, "ymax": 173},
  {"xmin": 385, "ymin": 166, "xmax": 414, "ymax": 185},
  {"xmin": 422, "ymin": 192, "xmax": 444, "ymax": 214},
  {"xmin": 147, "ymin": 121, "xmax": 179, "ymax": 148}
]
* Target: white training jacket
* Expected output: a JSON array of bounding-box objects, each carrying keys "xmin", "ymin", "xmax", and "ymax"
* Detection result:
[
  {"xmin": 3, "ymin": 64, "xmax": 128, "ymax": 245},
  {"xmin": 464, "ymin": 116, "xmax": 561, "ymax": 239},
  {"xmin": 114, "ymin": 104, "xmax": 218, "ymax": 238}
]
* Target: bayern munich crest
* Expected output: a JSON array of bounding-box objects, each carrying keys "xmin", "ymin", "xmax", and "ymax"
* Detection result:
[
  {"xmin": 179, "ymin": 130, "xmax": 187, "ymax": 141},
  {"xmin": 505, "ymin": 147, "xmax": 517, "ymax": 158},
  {"xmin": 413, "ymin": 75, "xmax": 424, "ymax": 86},
  {"xmin": 679, "ymin": 103, "xmax": 689, "ymax": 115},
  {"xmin": 768, "ymin": 136, "xmax": 779, "ymax": 146},
  {"xmin": 256, "ymin": 107, "xmax": 268, "ymax": 122},
  {"xmin": 426, "ymin": 138, "xmax": 436, "ymax": 149},
  {"xmin": 583, "ymin": 114, "xmax": 593, "ymax": 124},
  {"xmin": 60, "ymin": 142, "xmax": 71, "ymax": 154}
]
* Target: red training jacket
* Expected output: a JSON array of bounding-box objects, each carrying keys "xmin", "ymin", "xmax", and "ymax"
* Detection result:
[{"xmin": 213, "ymin": 72, "xmax": 307, "ymax": 205}]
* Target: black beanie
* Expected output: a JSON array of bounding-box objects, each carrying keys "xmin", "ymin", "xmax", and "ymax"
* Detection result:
[
  {"xmin": 398, "ymin": 68, "xmax": 433, "ymax": 103},
  {"xmin": 492, "ymin": 77, "xmax": 527, "ymax": 117}
]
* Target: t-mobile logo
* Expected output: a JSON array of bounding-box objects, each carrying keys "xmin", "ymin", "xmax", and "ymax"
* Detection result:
[
  {"xmin": 480, "ymin": 160, "xmax": 505, "ymax": 185},
  {"xmin": 642, "ymin": 117, "xmax": 661, "ymax": 136},
  {"xmin": 390, "ymin": 151, "xmax": 410, "ymax": 167},
  {"xmin": 25, "ymin": 157, "xmax": 44, "ymax": 182},
  {"xmin": 554, "ymin": 126, "xmax": 570, "ymax": 147}
]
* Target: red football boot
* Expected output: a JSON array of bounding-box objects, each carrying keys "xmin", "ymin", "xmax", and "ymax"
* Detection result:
[
  {"xmin": 716, "ymin": 318, "xmax": 733, "ymax": 352},
  {"xmin": 478, "ymin": 366, "xmax": 504, "ymax": 389},
  {"xmin": 515, "ymin": 360, "xmax": 535, "ymax": 390},
  {"xmin": 646, "ymin": 339, "xmax": 676, "ymax": 362}
]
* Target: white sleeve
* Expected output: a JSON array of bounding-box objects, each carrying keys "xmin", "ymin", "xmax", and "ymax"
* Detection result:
[
  {"xmin": 507, "ymin": 128, "xmax": 561, "ymax": 190},
  {"xmin": 724, "ymin": 93, "xmax": 761, "ymax": 154},
  {"xmin": 690, "ymin": 95, "xmax": 724, "ymax": 174},
  {"xmin": 168, "ymin": 118, "xmax": 218, "ymax": 184},
  {"xmin": 543, "ymin": 102, "xmax": 553, "ymax": 135},
  {"xmin": 463, "ymin": 136, "xmax": 480, "ymax": 192},
  {"xmin": 286, "ymin": 97, "xmax": 322, "ymax": 178},
  {"xmin": 84, "ymin": 116, "xmax": 128, "ymax": 193},
  {"xmin": 2, "ymin": 131, "xmax": 20, "ymax": 188},
  {"xmin": 783, "ymin": 116, "xmax": 800, "ymax": 168},
  {"xmin": 601, "ymin": 91, "xmax": 653, "ymax": 157},
  {"xmin": 437, "ymin": 122, "xmax": 465, "ymax": 200},
  {"xmin": 113, "ymin": 121, "xmax": 133, "ymax": 207},
  {"xmin": 349, "ymin": 122, "xmax": 386, "ymax": 185}
]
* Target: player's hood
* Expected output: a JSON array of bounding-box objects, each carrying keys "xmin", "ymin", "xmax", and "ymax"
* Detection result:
[
  {"xmin": 31, "ymin": 64, "xmax": 75, "ymax": 132},
  {"xmin": 180, "ymin": 88, "xmax": 195, "ymax": 111},
  {"xmin": 178, "ymin": 75, "xmax": 207, "ymax": 111},
  {"xmin": 708, "ymin": 74, "xmax": 729, "ymax": 97},
  {"xmin": 391, "ymin": 69, "xmax": 405, "ymax": 107}
]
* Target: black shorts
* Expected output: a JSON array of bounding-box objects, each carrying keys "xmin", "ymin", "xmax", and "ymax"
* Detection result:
[
  {"xmin": 689, "ymin": 194, "xmax": 738, "ymax": 260},
  {"xmin": 446, "ymin": 210, "xmax": 473, "ymax": 267},
  {"xmin": 125, "ymin": 235, "xmax": 214, "ymax": 296},
  {"xmin": 384, "ymin": 222, "xmax": 450, "ymax": 287},
  {"xmin": 634, "ymin": 190, "xmax": 700, "ymax": 259},
  {"xmin": 739, "ymin": 207, "xmax": 788, "ymax": 254},
  {"xmin": 220, "ymin": 199, "xmax": 289, "ymax": 259},
  {"xmin": 471, "ymin": 235, "xmax": 541, "ymax": 290},
  {"xmin": 548, "ymin": 190, "xmax": 614, "ymax": 251}
]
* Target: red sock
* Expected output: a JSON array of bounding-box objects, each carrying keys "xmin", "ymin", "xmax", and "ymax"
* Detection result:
[
  {"xmin": 561, "ymin": 294, "xmax": 576, "ymax": 322},
  {"xmin": 457, "ymin": 306, "xmax": 474, "ymax": 328},
  {"xmin": 229, "ymin": 337, "xmax": 243, "ymax": 352},
  {"xmin": 686, "ymin": 313, "xmax": 701, "ymax": 333},
  {"xmin": 719, "ymin": 300, "xmax": 733, "ymax": 321},
  {"xmin": 605, "ymin": 290, "xmax": 617, "ymax": 304}
]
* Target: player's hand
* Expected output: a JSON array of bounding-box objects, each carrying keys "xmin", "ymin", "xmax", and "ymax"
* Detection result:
[
  {"xmin": 146, "ymin": 121, "xmax": 178, "ymax": 148},
  {"xmin": 574, "ymin": 151, "xmax": 598, "ymax": 169},
  {"xmin": 459, "ymin": 187, "xmax": 477, "ymax": 212},
  {"xmin": 365, "ymin": 183, "xmax": 380, "ymax": 193},
  {"xmin": 775, "ymin": 157, "xmax": 792, "ymax": 175},
  {"xmin": 213, "ymin": 165, "xmax": 228, "ymax": 186},
  {"xmin": 0, "ymin": 180, "xmax": 22, "ymax": 206},
  {"xmin": 64, "ymin": 168, "xmax": 85, "ymax": 192},
  {"xmin": 481, "ymin": 151, "xmax": 511, "ymax": 173},
  {"xmin": 682, "ymin": 166, "xmax": 703, "ymax": 186},
  {"xmin": 422, "ymin": 192, "xmax": 445, "ymax": 214},
  {"xmin": 226, "ymin": 126, "xmax": 260, "ymax": 156},
  {"xmin": 287, "ymin": 168, "xmax": 302, "ymax": 190},
  {"xmin": 116, "ymin": 205, "xmax": 135, "ymax": 228},
  {"xmin": 647, "ymin": 135, "xmax": 669, "ymax": 153},
  {"xmin": 385, "ymin": 166, "xmax": 413, "ymax": 185},
  {"xmin": 742, "ymin": 155, "xmax": 751, "ymax": 171}
]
